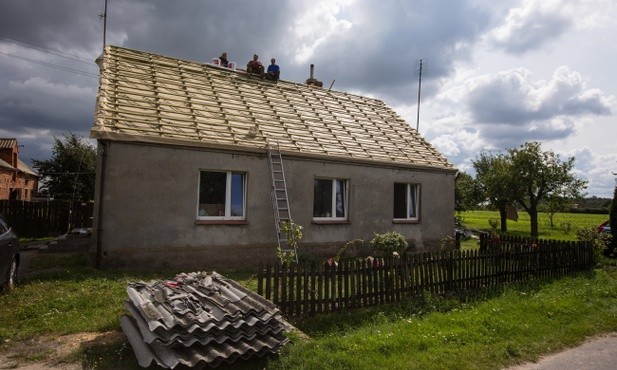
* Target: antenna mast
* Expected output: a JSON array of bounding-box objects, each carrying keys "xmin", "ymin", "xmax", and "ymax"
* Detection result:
[
  {"xmin": 415, "ymin": 59, "xmax": 423, "ymax": 131},
  {"xmin": 100, "ymin": 0, "xmax": 108, "ymax": 50}
]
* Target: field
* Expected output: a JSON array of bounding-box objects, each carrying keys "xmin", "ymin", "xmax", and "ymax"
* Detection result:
[{"xmin": 458, "ymin": 210, "xmax": 607, "ymax": 241}]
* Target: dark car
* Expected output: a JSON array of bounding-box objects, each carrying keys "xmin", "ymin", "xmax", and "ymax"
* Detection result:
[{"xmin": 0, "ymin": 215, "xmax": 19, "ymax": 291}]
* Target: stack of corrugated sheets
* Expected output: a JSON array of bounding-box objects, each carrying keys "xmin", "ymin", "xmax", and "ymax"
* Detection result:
[{"xmin": 120, "ymin": 271, "xmax": 290, "ymax": 368}]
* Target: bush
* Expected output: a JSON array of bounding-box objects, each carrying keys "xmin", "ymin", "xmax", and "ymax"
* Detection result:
[
  {"xmin": 370, "ymin": 231, "xmax": 409, "ymax": 257},
  {"xmin": 576, "ymin": 227, "xmax": 612, "ymax": 263}
]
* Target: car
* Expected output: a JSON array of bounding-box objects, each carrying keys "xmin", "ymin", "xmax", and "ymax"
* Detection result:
[
  {"xmin": 597, "ymin": 220, "xmax": 612, "ymax": 234},
  {"xmin": 0, "ymin": 215, "xmax": 19, "ymax": 291}
]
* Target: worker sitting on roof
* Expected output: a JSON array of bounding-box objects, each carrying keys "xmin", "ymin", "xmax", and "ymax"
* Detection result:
[
  {"xmin": 246, "ymin": 54, "xmax": 264, "ymax": 77},
  {"xmin": 265, "ymin": 58, "xmax": 280, "ymax": 81},
  {"xmin": 219, "ymin": 52, "xmax": 229, "ymax": 67}
]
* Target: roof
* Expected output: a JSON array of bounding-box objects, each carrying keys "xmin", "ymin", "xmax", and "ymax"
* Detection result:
[
  {"xmin": 17, "ymin": 159, "xmax": 38, "ymax": 177},
  {"xmin": 92, "ymin": 45, "xmax": 454, "ymax": 171},
  {"xmin": 0, "ymin": 138, "xmax": 17, "ymax": 149}
]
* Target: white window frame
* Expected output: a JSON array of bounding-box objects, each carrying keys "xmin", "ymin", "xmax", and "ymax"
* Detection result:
[
  {"xmin": 197, "ymin": 171, "xmax": 246, "ymax": 220},
  {"xmin": 313, "ymin": 178, "xmax": 348, "ymax": 220},
  {"xmin": 393, "ymin": 183, "xmax": 420, "ymax": 221}
]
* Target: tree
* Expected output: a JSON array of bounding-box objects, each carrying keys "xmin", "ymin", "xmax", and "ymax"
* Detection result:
[
  {"xmin": 539, "ymin": 195, "xmax": 572, "ymax": 229},
  {"xmin": 609, "ymin": 185, "xmax": 617, "ymax": 256},
  {"xmin": 32, "ymin": 133, "xmax": 96, "ymax": 201},
  {"xmin": 508, "ymin": 142, "xmax": 587, "ymax": 238},
  {"xmin": 472, "ymin": 152, "xmax": 517, "ymax": 233},
  {"xmin": 455, "ymin": 172, "xmax": 484, "ymax": 213}
]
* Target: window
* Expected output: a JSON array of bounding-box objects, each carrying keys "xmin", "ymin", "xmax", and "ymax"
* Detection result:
[
  {"xmin": 198, "ymin": 171, "xmax": 245, "ymax": 219},
  {"xmin": 393, "ymin": 183, "xmax": 419, "ymax": 220},
  {"xmin": 313, "ymin": 178, "xmax": 347, "ymax": 219}
]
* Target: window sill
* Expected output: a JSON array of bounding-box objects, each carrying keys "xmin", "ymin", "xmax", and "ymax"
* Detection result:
[
  {"xmin": 195, "ymin": 220, "xmax": 248, "ymax": 225},
  {"xmin": 312, "ymin": 220, "xmax": 351, "ymax": 225},
  {"xmin": 392, "ymin": 219, "xmax": 420, "ymax": 224}
]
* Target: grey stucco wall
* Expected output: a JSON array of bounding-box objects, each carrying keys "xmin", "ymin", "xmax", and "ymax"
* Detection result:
[{"xmin": 92, "ymin": 141, "xmax": 455, "ymax": 270}]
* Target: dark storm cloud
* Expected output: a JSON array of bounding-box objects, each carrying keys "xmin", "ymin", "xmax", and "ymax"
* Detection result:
[{"xmin": 301, "ymin": 0, "xmax": 491, "ymax": 104}]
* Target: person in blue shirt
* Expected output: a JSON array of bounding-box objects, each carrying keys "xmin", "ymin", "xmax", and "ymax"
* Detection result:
[{"xmin": 266, "ymin": 58, "xmax": 280, "ymax": 81}]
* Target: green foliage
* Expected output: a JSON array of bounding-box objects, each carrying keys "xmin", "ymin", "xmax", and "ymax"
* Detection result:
[
  {"xmin": 576, "ymin": 227, "xmax": 612, "ymax": 263},
  {"xmin": 610, "ymin": 186, "xmax": 617, "ymax": 254},
  {"xmin": 277, "ymin": 220, "xmax": 303, "ymax": 264},
  {"xmin": 455, "ymin": 172, "xmax": 485, "ymax": 213},
  {"xmin": 335, "ymin": 238, "xmax": 366, "ymax": 262},
  {"xmin": 472, "ymin": 151, "xmax": 514, "ymax": 232},
  {"xmin": 508, "ymin": 141, "xmax": 587, "ymax": 237},
  {"xmin": 370, "ymin": 231, "xmax": 409, "ymax": 257},
  {"xmin": 488, "ymin": 217, "xmax": 498, "ymax": 230},
  {"xmin": 32, "ymin": 133, "xmax": 96, "ymax": 201}
]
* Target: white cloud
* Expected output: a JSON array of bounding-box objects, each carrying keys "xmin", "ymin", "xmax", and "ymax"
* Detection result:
[{"xmin": 486, "ymin": 0, "xmax": 615, "ymax": 54}]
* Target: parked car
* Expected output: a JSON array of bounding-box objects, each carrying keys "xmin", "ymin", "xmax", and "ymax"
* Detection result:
[
  {"xmin": 597, "ymin": 220, "xmax": 612, "ymax": 234},
  {"xmin": 0, "ymin": 215, "xmax": 19, "ymax": 291}
]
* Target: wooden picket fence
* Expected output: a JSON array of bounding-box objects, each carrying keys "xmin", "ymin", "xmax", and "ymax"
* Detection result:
[
  {"xmin": 257, "ymin": 240, "xmax": 593, "ymax": 317},
  {"xmin": 0, "ymin": 200, "xmax": 93, "ymax": 238}
]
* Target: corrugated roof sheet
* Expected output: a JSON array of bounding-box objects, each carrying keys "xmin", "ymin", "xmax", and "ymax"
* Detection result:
[
  {"xmin": 121, "ymin": 271, "xmax": 290, "ymax": 369},
  {"xmin": 92, "ymin": 45, "xmax": 454, "ymax": 171}
]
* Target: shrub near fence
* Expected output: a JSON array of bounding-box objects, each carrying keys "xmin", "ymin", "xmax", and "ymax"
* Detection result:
[
  {"xmin": 257, "ymin": 240, "xmax": 594, "ymax": 317},
  {"xmin": 0, "ymin": 200, "xmax": 93, "ymax": 238}
]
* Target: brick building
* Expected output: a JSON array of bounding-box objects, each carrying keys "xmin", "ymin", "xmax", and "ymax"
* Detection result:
[{"xmin": 0, "ymin": 139, "xmax": 39, "ymax": 200}]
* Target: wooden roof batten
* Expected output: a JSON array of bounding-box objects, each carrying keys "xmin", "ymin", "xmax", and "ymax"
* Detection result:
[{"xmin": 92, "ymin": 45, "xmax": 454, "ymax": 172}]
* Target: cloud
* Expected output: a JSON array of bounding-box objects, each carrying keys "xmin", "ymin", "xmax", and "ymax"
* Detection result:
[
  {"xmin": 486, "ymin": 0, "xmax": 616, "ymax": 54},
  {"xmin": 459, "ymin": 66, "xmax": 615, "ymax": 147}
]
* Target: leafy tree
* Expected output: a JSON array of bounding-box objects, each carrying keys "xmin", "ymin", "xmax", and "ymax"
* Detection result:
[
  {"xmin": 455, "ymin": 172, "xmax": 484, "ymax": 213},
  {"xmin": 508, "ymin": 142, "xmax": 587, "ymax": 238},
  {"xmin": 540, "ymin": 195, "xmax": 573, "ymax": 228},
  {"xmin": 472, "ymin": 152, "xmax": 517, "ymax": 232},
  {"xmin": 32, "ymin": 133, "xmax": 96, "ymax": 201},
  {"xmin": 610, "ymin": 185, "xmax": 617, "ymax": 256}
]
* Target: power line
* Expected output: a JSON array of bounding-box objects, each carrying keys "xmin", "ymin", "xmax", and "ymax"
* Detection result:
[
  {"xmin": 0, "ymin": 34, "xmax": 94, "ymax": 65},
  {"xmin": 0, "ymin": 51, "xmax": 98, "ymax": 79}
]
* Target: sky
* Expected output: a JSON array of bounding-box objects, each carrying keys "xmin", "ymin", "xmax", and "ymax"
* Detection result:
[{"xmin": 0, "ymin": 0, "xmax": 616, "ymax": 197}]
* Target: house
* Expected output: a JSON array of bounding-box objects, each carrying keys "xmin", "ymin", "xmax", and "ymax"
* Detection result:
[
  {"xmin": 0, "ymin": 139, "xmax": 39, "ymax": 201},
  {"xmin": 90, "ymin": 45, "xmax": 457, "ymax": 270}
]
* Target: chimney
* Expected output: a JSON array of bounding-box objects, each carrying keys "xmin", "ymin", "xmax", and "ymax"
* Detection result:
[{"xmin": 306, "ymin": 64, "xmax": 323, "ymax": 88}]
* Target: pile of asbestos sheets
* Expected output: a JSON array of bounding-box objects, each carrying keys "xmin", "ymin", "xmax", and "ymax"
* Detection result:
[{"xmin": 120, "ymin": 271, "xmax": 290, "ymax": 368}]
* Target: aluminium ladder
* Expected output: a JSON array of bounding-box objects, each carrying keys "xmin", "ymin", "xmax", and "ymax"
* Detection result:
[{"xmin": 267, "ymin": 143, "xmax": 297, "ymax": 262}]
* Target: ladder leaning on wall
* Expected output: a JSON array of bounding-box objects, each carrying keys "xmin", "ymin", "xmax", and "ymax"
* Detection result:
[{"xmin": 267, "ymin": 142, "xmax": 298, "ymax": 262}]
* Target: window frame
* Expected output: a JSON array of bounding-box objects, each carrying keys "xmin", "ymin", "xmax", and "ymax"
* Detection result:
[
  {"xmin": 393, "ymin": 183, "xmax": 420, "ymax": 222},
  {"xmin": 197, "ymin": 170, "xmax": 246, "ymax": 221},
  {"xmin": 312, "ymin": 177, "xmax": 349, "ymax": 221}
]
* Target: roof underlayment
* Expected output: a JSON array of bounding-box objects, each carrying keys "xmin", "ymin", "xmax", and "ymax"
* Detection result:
[
  {"xmin": 121, "ymin": 271, "xmax": 291, "ymax": 368},
  {"xmin": 92, "ymin": 45, "xmax": 454, "ymax": 171}
]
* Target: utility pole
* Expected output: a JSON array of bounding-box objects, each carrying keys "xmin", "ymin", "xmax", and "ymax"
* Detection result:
[
  {"xmin": 100, "ymin": 0, "xmax": 108, "ymax": 51},
  {"xmin": 415, "ymin": 59, "xmax": 423, "ymax": 132}
]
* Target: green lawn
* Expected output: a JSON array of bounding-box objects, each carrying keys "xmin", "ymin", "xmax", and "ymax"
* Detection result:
[{"xmin": 458, "ymin": 210, "xmax": 607, "ymax": 240}]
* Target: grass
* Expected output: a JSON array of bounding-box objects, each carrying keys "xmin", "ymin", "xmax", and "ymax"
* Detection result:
[
  {"xmin": 458, "ymin": 210, "xmax": 607, "ymax": 240},
  {"xmin": 1, "ymin": 212, "xmax": 615, "ymax": 369},
  {"xmin": 267, "ymin": 268, "xmax": 617, "ymax": 369}
]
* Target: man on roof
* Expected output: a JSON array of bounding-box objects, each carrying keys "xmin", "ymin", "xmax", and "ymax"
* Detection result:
[
  {"xmin": 219, "ymin": 52, "xmax": 229, "ymax": 67},
  {"xmin": 265, "ymin": 58, "xmax": 280, "ymax": 81},
  {"xmin": 246, "ymin": 54, "xmax": 264, "ymax": 77}
]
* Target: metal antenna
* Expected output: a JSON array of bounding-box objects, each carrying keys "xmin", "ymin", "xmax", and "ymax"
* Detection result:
[
  {"xmin": 99, "ymin": 0, "xmax": 108, "ymax": 51},
  {"xmin": 415, "ymin": 59, "xmax": 424, "ymax": 131}
]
